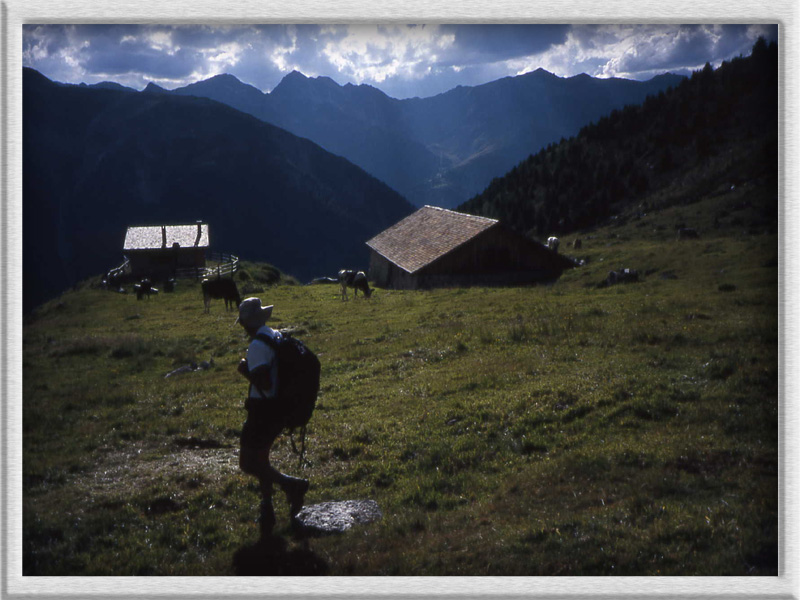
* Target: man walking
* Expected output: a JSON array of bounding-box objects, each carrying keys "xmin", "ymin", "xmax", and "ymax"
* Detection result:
[{"xmin": 236, "ymin": 297, "xmax": 309, "ymax": 537}]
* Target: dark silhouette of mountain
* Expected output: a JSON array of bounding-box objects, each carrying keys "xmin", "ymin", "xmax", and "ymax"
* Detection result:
[
  {"xmin": 173, "ymin": 71, "xmax": 439, "ymax": 209},
  {"xmin": 176, "ymin": 73, "xmax": 266, "ymax": 115},
  {"xmin": 142, "ymin": 81, "xmax": 169, "ymax": 94},
  {"xmin": 459, "ymin": 39, "xmax": 778, "ymax": 239},
  {"xmin": 170, "ymin": 68, "xmax": 683, "ymax": 208},
  {"xmin": 82, "ymin": 81, "xmax": 136, "ymax": 92},
  {"xmin": 23, "ymin": 68, "xmax": 414, "ymax": 312}
]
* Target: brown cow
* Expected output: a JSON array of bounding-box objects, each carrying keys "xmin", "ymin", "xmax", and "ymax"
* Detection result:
[{"xmin": 202, "ymin": 278, "xmax": 242, "ymax": 312}]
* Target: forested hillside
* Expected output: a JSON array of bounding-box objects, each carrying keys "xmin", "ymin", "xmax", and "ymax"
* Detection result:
[
  {"xmin": 460, "ymin": 39, "xmax": 778, "ymax": 238},
  {"xmin": 22, "ymin": 68, "xmax": 413, "ymax": 312}
]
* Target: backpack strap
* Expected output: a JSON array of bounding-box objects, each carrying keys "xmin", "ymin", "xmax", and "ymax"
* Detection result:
[
  {"xmin": 255, "ymin": 331, "xmax": 280, "ymax": 350},
  {"xmin": 289, "ymin": 425, "xmax": 310, "ymax": 469},
  {"xmin": 250, "ymin": 331, "xmax": 279, "ymax": 401}
]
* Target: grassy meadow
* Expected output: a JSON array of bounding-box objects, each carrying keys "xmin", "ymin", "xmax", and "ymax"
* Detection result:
[{"xmin": 22, "ymin": 185, "xmax": 778, "ymax": 576}]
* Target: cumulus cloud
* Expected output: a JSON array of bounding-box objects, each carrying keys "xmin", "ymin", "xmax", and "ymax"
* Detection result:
[
  {"xmin": 22, "ymin": 23, "xmax": 778, "ymax": 97},
  {"xmin": 512, "ymin": 24, "xmax": 778, "ymax": 81},
  {"xmin": 439, "ymin": 24, "xmax": 570, "ymax": 66}
]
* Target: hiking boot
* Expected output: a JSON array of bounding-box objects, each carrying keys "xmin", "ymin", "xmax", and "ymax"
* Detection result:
[{"xmin": 285, "ymin": 478, "xmax": 309, "ymax": 517}]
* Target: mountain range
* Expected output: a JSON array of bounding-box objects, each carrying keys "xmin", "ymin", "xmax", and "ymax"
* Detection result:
[
  {"xmin": 23, "ymin": 64, "xmax": 684, "ymax": 312},
  {"xmin": 23, "ymin": 67, "xmax": 413, "ymax": 313},
  {"xmin": 167, "ymin": 69, "xmax": 684, "ymax": 208}
]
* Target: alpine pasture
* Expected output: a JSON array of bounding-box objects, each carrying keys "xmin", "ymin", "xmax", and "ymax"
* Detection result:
[{"xmin": 23, "ymin": 186, "xmax": 777, "ymax": 575}]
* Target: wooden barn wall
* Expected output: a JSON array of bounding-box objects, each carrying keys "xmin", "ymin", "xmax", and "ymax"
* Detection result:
[
  {"xmin": 369, "ymin": 251, "xmax": 416, "ymax": 289},
  {"xmin": 128, "ymin": 247, "xmax": 206, "ymax": 279},
  {"xmin": 369, "ymin": 227, "xmax": 569, "ymax": 290}
]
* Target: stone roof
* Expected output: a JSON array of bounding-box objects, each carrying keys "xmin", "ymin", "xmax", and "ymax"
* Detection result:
[
  {"xmin": 366, "ymin": 206, "xmax": 498, "ymax": 274},
  {"xmin": 123, "ymin": 223, "xmax": 209, "ymax": 251}
]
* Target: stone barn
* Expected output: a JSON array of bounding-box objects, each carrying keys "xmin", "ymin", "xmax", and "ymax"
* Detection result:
[
  {"xmin": 123, "ymin": 221, "xmax": 209, "ymax": 280},
  {"xmin": 366, "ymin": 206, "xmax": 576, "ymax": 289}
]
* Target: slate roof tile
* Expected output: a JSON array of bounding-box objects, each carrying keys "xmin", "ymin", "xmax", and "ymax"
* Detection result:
[{"xmin": 366, "ymin": 206, "xmax": 498, "ymax": 274}]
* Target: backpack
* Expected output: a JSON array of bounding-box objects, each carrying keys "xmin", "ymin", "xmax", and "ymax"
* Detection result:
[{"xmin": 255, "ymin": 331, "xmax": 321, "ymax": 464}]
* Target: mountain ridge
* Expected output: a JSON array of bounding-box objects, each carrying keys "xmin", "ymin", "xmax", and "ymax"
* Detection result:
[
  {"xmin": 165, "ymin": 67, "xmax": 684, "ymax": 208},
  {"xmin": 23, "ymin": 67, "xmax": 414, "ymax": 312},
  {"xmin": 458, "ymin": 39, "xmax": 778, "ymax": 239}
]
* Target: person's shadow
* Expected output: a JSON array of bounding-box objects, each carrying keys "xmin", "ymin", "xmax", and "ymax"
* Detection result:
[{"xmin": 232, "ymin": 534, "xmax": 329, "ymax": 576}]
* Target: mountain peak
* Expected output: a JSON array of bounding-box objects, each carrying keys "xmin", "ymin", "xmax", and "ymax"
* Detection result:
[
  {"xmin": 91, "ymin": 81, "xmax": 135, "ymax": 92},
  {"xmin": 270, "ymin": 70, "xmax": 345, "ymax": 99},
  {"xmin": 270, "ymin": 70, "xmax": 309, "ymax": 95},
  {"xmin": 179, "ymin": 73, "xmax": 265, "ymax": 96},
  {"xmin": 530, "ymin": 67, "xmax": 559, "ymax": 79},
  {"xmin": 284, "ymin": 70, "xmax": 309, "ymax": 82},
  {"xmin": 315, "ymin": 75, "xmax": 341, "ymax": 88},
  {"xmin": 142, "ymin": 81, "xmax": 168, "ymax": 94},
  {"xmin": 208, "ymin": 73, "xmax": 240, "ymax": 83}
]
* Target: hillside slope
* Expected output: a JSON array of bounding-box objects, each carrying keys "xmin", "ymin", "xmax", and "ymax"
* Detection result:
[
  {"xmin": 22, "ymin": 183, "xmax": 777, "ymax": 575},
  {"xmin": 459, "ymin": 39, "xmax": 778, "ymax": 240},
  {"xmin": 23, "ymin": 68, "xmax": 414, "ymax": 312}
]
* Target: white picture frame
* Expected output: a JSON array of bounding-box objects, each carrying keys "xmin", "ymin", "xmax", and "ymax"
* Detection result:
[{"xmin": 3, "ymin": 1, "xmax": 797, "ymax": 598}]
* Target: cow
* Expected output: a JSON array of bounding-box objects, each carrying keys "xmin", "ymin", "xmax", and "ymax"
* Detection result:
[
  {"xmin": 677, "ymin": 228, "xmax": 700, "ymax": 240},
  {"xmin": 202, "ymin": 278, "xmax": 241, "ymax": 313},
  {"xmin": 605, "ymin": 268, "xmax": 639, "ymax": 286},
  {"xmin": 134, "ymin": 278, "xmax": 158, "ymax": 300},
  {"xmin": 338, "ymin": 269, "xmax": 372, "ymax": 300},
  {"xmin": 547, "ymin": 237, "xmax": 560, "ymax": 253}
]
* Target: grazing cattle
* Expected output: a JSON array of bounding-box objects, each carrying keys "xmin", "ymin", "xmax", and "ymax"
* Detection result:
[
  {"xmin": 338, "ymin": 269, "xmax": 372, "ymax": 300},
  {"xmin": 677, "ymin": 228, "xmax": 700, "ymax": 240},
  {"xmin": 605, "ymin": 268, "xmax": 639, "ymax": 286},
  {"xmin": 547, "ymin": 237, "xmax": 560, "ymax": 253},
  {"xmin": 135, "ymin": 278, "xmax": 158, "ymax": 300},
  {"xmin": 202, "ymin": 278, "xmax": 241, "ymax": 313},
  {"xmin": 104, "ymin": 268, "xmax": 126, "ymax": 292}
]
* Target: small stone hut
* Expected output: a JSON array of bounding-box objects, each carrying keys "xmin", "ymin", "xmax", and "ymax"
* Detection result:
[
  {"xmin": 366, "ymin": 206, "xmax": 575, "ymax": 289},
  {"xmin": 123, "ymin": 221, "xmax": 209, "ymax": 280}
]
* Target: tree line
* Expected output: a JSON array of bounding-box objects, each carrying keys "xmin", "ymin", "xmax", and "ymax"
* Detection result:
[{"xmin": 459, "ymin": 38, "xmax": 778, "ymax": 239}]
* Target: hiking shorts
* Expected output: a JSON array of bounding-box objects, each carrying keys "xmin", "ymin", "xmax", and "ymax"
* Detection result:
[{"xmin": 240, "ymin": 398, "xmax": 286, "ymax": 450}]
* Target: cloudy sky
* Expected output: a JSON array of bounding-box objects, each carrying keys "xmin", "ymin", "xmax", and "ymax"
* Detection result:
[{"xmin": 22, "ymin": 24, "xmax": 777, "ymax": 99}]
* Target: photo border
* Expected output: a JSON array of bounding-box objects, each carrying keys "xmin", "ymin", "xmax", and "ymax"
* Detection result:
[{"xmin": 2, "ymin": 1, "xmax": 797, "ymax": 598}]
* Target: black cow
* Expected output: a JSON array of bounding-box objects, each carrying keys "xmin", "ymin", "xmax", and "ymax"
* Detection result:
[
  {"xmin": 605, "ymin": 268, "xmax": 639, "ymax": 286},
  {"xmin": 338, "ymin": 270, "xmax": 372, "ymax": 301},
  {"xmin": 202, "ymin": 278, "xmax": 242, "ymax": 313},
  {"xmin": 135, "ymin": 278, "xmax": 158, "ymax": 300}
]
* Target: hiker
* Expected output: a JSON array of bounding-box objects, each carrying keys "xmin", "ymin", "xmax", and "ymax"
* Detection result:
[{"xmin": 235, "ymin": 297, "xmax": 309, "ymax": 537}]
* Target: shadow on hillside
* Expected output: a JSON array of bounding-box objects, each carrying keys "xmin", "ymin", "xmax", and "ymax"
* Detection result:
[{"xmin": 232, "ymin": 535, "xmax": 329, "ymax": 576}]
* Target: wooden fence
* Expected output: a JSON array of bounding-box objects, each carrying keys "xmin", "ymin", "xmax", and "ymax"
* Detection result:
[
  {"xmin": 107, "ymin": 252, "xmax": 238, "ymax": 282},
  {"xmin": 200, "ymin": 252, "xmax": 239, "ymax": 279},
  {"xmin": 106, "ymin": 258, "xmax": 130, "ymax": 281}
]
